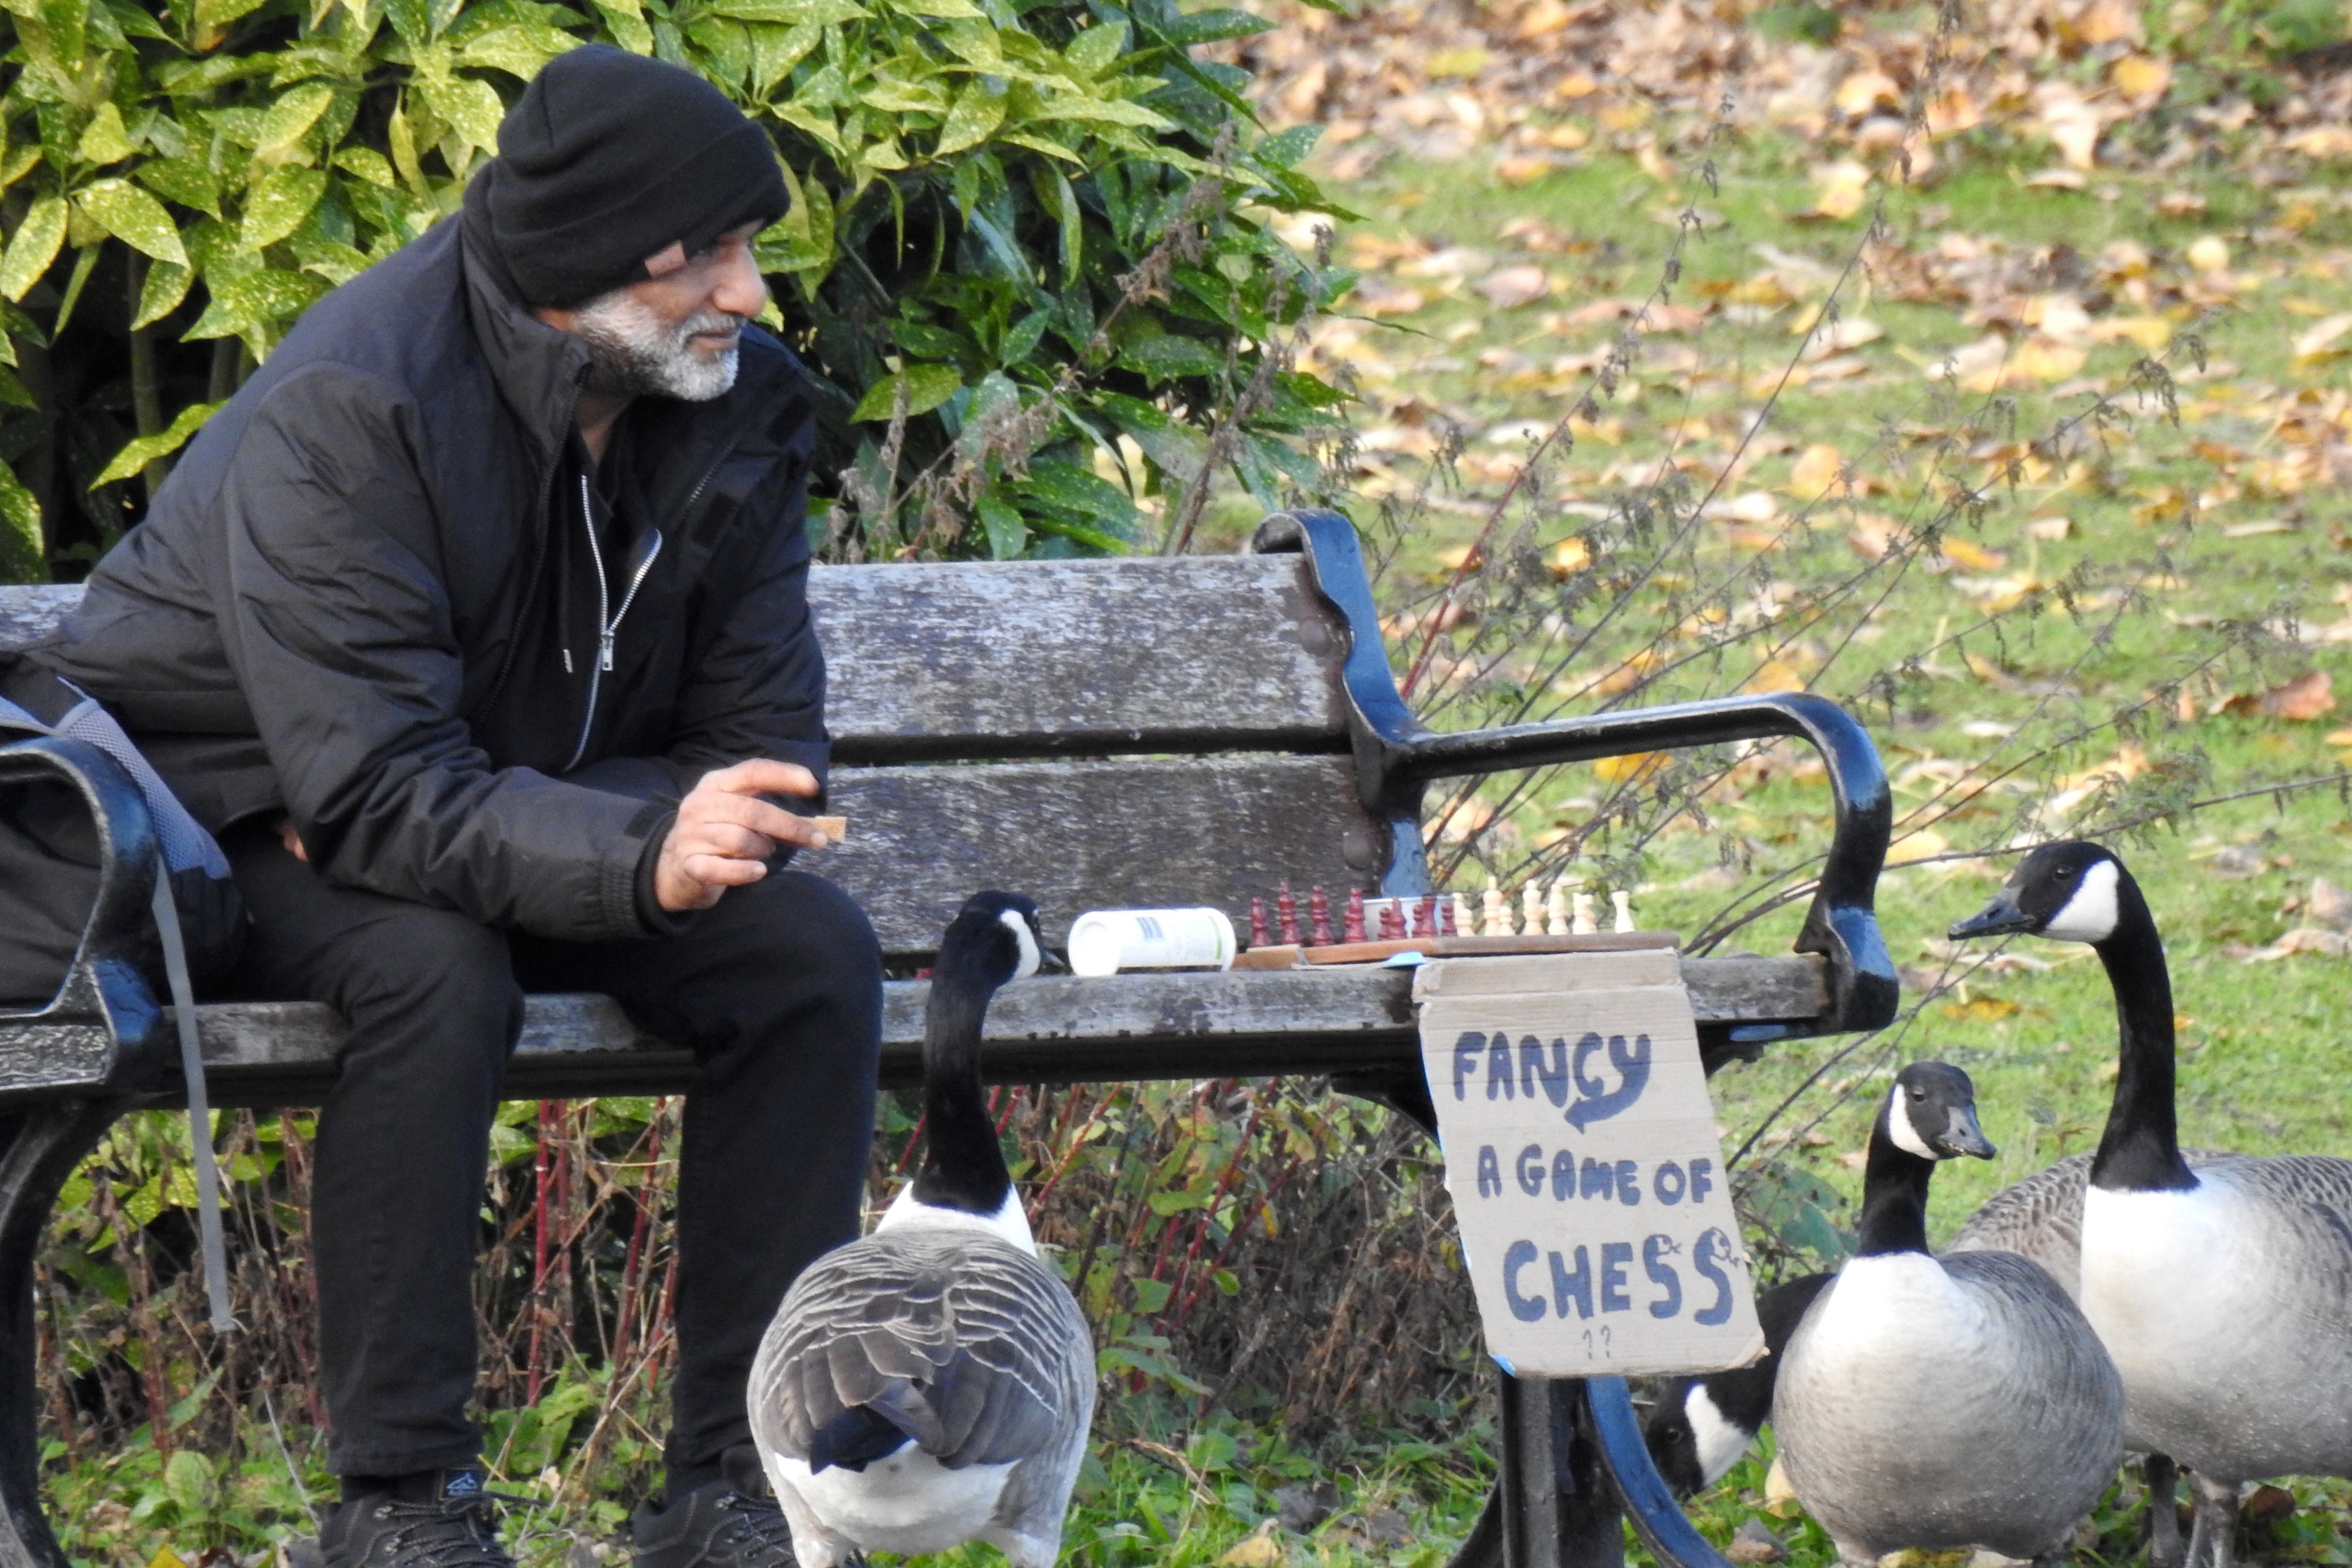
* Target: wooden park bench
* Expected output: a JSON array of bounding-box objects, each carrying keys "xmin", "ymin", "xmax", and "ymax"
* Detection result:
[{"xmin": 0, "ymin": 508, "xmax": 1897, "ymax": 1568}]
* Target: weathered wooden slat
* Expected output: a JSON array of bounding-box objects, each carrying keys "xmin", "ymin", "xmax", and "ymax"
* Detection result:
[
  {"xmin": 825, "ymin": 754, "xmax": 1387, "ymax": 957},
  {"xmin": 815, "ymin": 556, "xmax": 1349, "ymax": 758},
  {"xmin": 154, "ymin": 957, "xmax": 1828, "ymax": 1105},
  {"xmin": 0, "ymin": 556, "xmax": 1353, "ymax": 760}
]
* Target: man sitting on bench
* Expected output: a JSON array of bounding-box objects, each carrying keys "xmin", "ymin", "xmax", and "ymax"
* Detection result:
[{"xmin": 33, "ymin": 45, "xmax": 877, "ymax": 1568}]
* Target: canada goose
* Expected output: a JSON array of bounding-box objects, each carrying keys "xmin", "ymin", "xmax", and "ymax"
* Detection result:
[
  {"xmin": 1952, "ymin": 841, "xmax": 2352, "ymax": 1568},
  {"xmin": 1948, "ymin": 1151, "xmax": 2225, "ymax": 1568},
  {"xmin": 748, "ymin": 892, "xmax": 1095, "ymax": 1568},
  {"xmin": 1643, "ymin": 1271, "xmax": 1831, "ymax": 1496},
  {"xmin": 1774, "ymin": 1063, "xmax": 2125, "ymax": 1567}
]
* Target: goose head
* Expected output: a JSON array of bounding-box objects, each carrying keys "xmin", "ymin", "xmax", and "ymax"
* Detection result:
[
  {"xmin": 937, "ymin": 891, "xmax": 1047, "ymax": 991},
  {"xmin": 1948, "ymin": 839, "xmax": 2129, "ymax": 945},
  {"xmin": 1882, "ymin": 1062, "xmax": 1997, "ymax": 1162}
]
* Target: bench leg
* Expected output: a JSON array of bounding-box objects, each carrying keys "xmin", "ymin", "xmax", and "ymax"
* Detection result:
[{"xmin": 0, "ymin": 1098, "xmax": 133, "ymax": 1568}]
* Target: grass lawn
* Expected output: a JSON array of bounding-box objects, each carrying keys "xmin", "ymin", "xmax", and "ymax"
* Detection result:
[{"xmin": 1173, "ymin": 103, "xmax": 2352, "ymax": 1565}]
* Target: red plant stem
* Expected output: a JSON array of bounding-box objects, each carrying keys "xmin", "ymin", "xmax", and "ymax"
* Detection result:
[
  {"xmin": 527, "ymin": 1099, "xmax": 558, "ymax": 1404},
  {"xmin": 1167, "ymin": 1101, "xmax": 1261, "ymax": 1325},
  {"xmin": 895, "ymin": 1113, "xmax": 926, "ymax": 1175},
  {"xmin": 1178, "ymin": 1158, "xmax": 1301, "ymax": 1322},
  {"xmin": 613, "ymin": 1098, "xmax": 668, "ymax": 1369},
  {"xmin": 1030, "ymin": 1089, "xmax": 1109, "ymax": 1213}
]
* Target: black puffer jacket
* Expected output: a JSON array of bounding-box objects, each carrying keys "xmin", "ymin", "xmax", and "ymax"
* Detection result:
[{"xmin": 40, "ymin": 193, "xmax": 825, "ymax": 942}]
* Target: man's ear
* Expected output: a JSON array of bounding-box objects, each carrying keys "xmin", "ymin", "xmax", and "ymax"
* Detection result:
[{"xmin": 644, "ymin": 241, "xmax": 688, "ymax": 278}]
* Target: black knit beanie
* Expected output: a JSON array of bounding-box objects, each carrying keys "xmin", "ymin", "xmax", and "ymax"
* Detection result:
[{"xmin": 478, "ymin": 44, "xmax": 789, "ymax": 308}]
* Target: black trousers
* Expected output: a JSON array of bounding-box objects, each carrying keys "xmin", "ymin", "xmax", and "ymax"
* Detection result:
[{"xmin": 215, "ymin": 827, "xmax": 883, "ymax": 1480}]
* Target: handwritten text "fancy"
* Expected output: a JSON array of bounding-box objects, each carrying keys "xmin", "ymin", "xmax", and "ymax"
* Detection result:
[{"xmin": 1451, "ymin": 1029, "xmax": 1650, "ymax": 1128}]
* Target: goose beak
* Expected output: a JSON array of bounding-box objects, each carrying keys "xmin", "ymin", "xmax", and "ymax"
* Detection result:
[
  {"xmin": 1939, "ymin": 1105, "xmax": 1997, "ymax": 1160},
  {"xmin": 1037, "ymin": 947, "xmax": 1068, "ymax": 974},
  {"xmin": 1948, "ymin": 892, "xmax": 2032, "ymax": 940}
]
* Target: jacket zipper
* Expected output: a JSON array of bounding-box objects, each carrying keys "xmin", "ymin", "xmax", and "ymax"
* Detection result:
[{"xmin": 564, "ymin": 472, "xmax": 665, "ymax": 772}]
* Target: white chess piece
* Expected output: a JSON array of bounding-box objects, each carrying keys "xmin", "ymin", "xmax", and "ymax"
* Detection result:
[
  {"xmin": 1521, "ymin": 881, "xmax": 1544, "ymax": 937},
  {"xmin": 1546, "ymin": 877, "xmax": 1570, "ymax": 937},
  {"xmin": 1482, "ymin": 882, "xmax": 1511, "ymax": 938},
  {"xmin": 1452, "ymin": 892, "xmax": 1475, "ymax": 938},
  {"xmin": 1612, "ymin": 889, "xmax": 1635, "ymax": 933},
  {"xmin": 1571, "ymin": 891, "xmax": 1599, "ymax": 935}
]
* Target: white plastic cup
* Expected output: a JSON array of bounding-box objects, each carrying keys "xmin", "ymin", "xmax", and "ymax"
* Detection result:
[{"xmin": 1066, "ymin": 908, "xmax": 1237, "ymax": 977}]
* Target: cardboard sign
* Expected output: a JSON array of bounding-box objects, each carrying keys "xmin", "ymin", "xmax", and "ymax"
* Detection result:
[{"xmin": 1415, "ymin": 950, "xmax": 1763, "ymax": 1378}]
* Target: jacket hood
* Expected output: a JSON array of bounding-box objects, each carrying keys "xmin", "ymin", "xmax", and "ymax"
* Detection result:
[{"xmin": 462, "ymin": 176, "xmax": 596, "ymax": 466}]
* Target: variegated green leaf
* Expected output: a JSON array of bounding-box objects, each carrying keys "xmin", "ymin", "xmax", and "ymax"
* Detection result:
[
  {"xmin": 137, "ymin": 156, "xmax": 223, "ymax": 216},
  {"xmin": 419, "ymin": 75, "xmax": 504, "ymax": 153},
  {"xmin": 191, "ymin": 0, "xmax": 270, "ymax": 32},
  {"xmin": 254, "ymin": 82, "xmax": 336, "ymax": 154},
  {"xmin": 239, "ymin": 164, "xmax": 326, "ymax": 250},
  {"xmin": 934, "ymin": 76, "xmax": 1005, "ymax": 156},
  {"xmin": 133, "ymin": 257, "xmax": 195, "ymax": 328},
  {"xmin": 460, "ymin": 25, "xmax": 567, "ymax": 78},
  {"xmin": 705, "ymin": 0, "xmax": 865, "ymax": 22},
  {"xmin": 594, "ymin": 0, "xmax": 653, "ymax": 54},
  {"xmin": 851, "ymin": 361, "xmax": 960, "ymax": 423},
  {"xmin": 184, "ymin": 266, "xmax": 327, "ymax": 340},
  {"xmin": 92, "ymin": 399, "xmax": 222, "ymax": 488},
  {"xmin": 40, "ymin": 0, "xmax": 87, "ymax": 65},
  {"xmin": 748, "ymin": 22, "xmax": 821, "ymax": 89},
  {"xmin": 75, "ymin": 179, "xmax": 189, "ymax": 265},
  {"xmin": 75, "ymin": 102, "xmax": 136, "ymax": 164},
  {"xmin": 332, "ymin": 146, "xmax": 399, "ymax": 189},
  {"xmin": 0, "ymin": 459, "xmax": 42, "ymax": 584},
  {"xmin": 0, "ymin": 194, "xmax": 67, "ymax": 303},
  {"xmin": 1062, "ymin": 21, "xmax": 1124, "ymax": 77},
  {"xmin": 893, "ymin": 0, "xmax": 980, "ymax": 17}
]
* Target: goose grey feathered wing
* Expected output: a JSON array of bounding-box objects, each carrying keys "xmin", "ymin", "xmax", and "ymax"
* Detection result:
[
  {"xmin": 1777, "ymin": 1250, "xmax": 2124, "ymax": 1564},
  {"xmin": 748, "ymin": 1228, "xmax": 1096, "ymax": 1568}
]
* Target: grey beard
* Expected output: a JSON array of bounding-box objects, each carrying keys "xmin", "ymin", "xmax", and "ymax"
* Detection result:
[{"xmin": 569, "ymin": 291, "xmax": 741, "ymax": 402}]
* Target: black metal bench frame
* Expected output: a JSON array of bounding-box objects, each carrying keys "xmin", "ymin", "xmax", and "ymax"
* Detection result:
[{"xmin": 0, "ymin": 509, "xmax": 1895, "ymax": 1568}]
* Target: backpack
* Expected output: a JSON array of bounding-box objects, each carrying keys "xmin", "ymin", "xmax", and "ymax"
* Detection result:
[{"xmin": 0, "ymin": 655, "xmax": 245, "ymax": 1331}]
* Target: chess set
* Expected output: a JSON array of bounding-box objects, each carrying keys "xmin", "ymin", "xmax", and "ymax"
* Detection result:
[{"xmin": 1231, "ymin": 878, "xmax": 1677, "ymax": 970}]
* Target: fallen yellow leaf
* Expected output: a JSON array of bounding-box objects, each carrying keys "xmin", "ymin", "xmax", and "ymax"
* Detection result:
[
  {"xmin": 1593, "ymin": 751, "xmax": 1666, "ymax": 784},
  {"xmin": 1807, "ymin": 160, "xmax": 1872, "ymax": 220},
  {"xmin": 1220, "ymin": 1531, "xmax": 1284, "ymax": 1568},
  {"xmin": 1747, "ymin": 660, "xmax": 1807, "ymax": 694},
  {"xmin": 1547, "ymin": 537, "xmax": 1591, "ymax": 576},
  {"xmin": 2110, "ymin": 53, "xmax": 2170, "ymax": 102},
  {"xmin": 1939, "ymin": 537, "xmax": 2009, "ymax": 571},
  {"xmin": 2293, "ymin": 313, "xmax": 2352, "ymax": 363},
  {"xmin": 1942, "ymin": 994, "xmax": 2023, "ymax": 1023},
  {"xmin": 2187, "ymin": 235, "xmax": 2231, "ymax": 273},
  {"xmin": 1789, "ymin": 443, "xmax": 1845, "ymax": 500}
]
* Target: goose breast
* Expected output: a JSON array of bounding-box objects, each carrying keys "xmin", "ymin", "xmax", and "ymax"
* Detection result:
[{"xmin": 1776, "ymin": 1250, "xmax": 2123, "ymax": 1562}]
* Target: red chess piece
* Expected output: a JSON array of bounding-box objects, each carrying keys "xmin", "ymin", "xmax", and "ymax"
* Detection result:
[
  {"xmin": 1439, "ymin": 896, "xmax": 1458, "ymax": 936},
  {"xmin": 1309, "ymin": 885, "xmax": 1333, "ymax": 946},
  {"xmin": 1276, "ymin": 880, "xmax": 1299, "ymax": 945},
  {"xmin": 1417, "ymin": 895, "xmax": 1438, "ymax": 936},
  {"xmin": 1344, "ymin": 887, "xmax": 1367, "ymax": 943},
  {"xmin": 1378, "ymin": 901, "xmax": 1405, "ymax": 939},
  {"xmin": 1250, "ymin": 897, "xmax": 1268, "ymax": 948}
]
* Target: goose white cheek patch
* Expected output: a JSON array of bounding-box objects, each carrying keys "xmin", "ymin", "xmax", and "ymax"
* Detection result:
[
  {"xmin": 2040, "ymin": 858, "xmax": 2121, "ymax": 943},
  {"xmin": 1886, "ymin": 1087, "xmax": 1937, "ymax": 1160},
  {"xmin": 1686, "ymin": 1387, "xmax": 1751, "ymax": 1486},
  {"xmin": 1000, "ymin": 909, "xmax": 1042, "ymax": 980}
]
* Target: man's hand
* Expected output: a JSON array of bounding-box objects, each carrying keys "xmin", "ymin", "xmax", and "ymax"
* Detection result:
[{"xmin": 655, "ymin": 760, "xmax": 829, "ymax": 912}]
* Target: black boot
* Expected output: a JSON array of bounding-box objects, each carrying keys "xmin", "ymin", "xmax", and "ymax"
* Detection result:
[
  {"xmin": 632, "ymin": 1446, "xmax": 798, "ymax": 1568},
  {"xmin": 318, "ymin": 1469, "xmax": 514, "ymax": 1568}
]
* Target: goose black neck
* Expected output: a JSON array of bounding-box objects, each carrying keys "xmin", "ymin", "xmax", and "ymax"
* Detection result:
[
  {"xmin": 910, "ymin": 942, "xmax": 1013, "ymax": 1215},
  {"xmin": 1854, "ymin": 1126, "xmax": 1935, "ymax": 1257},
  {"xmin": 2087, "ymin": 877, "xmax": 2195, "ymax": 1193}
]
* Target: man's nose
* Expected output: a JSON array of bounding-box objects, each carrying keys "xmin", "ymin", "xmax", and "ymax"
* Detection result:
[{"xmin": 711, "ymin": 243, "xmax": 769, "ymax": 320}]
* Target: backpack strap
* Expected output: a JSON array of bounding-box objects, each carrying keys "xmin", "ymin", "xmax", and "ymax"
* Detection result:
[
  {"xmin": 148, "ymin": 872, "xmax": 234, "ymax": 1334},
  {"xmin": 0, "ymin": 690, "xmax": 234, "ymax": 1331}
]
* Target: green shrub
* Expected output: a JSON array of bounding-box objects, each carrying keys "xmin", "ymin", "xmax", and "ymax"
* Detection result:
[{"xmin": 0, "ymin": 0, "xmax": 1352, "ymax": 580}]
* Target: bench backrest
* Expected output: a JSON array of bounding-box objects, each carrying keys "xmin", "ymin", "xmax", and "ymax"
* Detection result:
[{"xmin": 0, "ymin": 534, "xmax": 1394, "ymax": 960}]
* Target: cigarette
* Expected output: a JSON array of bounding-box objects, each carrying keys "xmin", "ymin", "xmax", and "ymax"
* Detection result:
[{"xmin": 807, "ymin": 815, "xmax": 847, "ymax": 846}]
